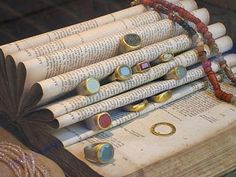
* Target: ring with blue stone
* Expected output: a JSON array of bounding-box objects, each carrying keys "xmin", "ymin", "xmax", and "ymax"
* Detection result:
[
  {"xmin": 164, "ymin": 66, "xmax": 187, "ymax": 80},
  {"xmin": 84, "ymin": 142, "xmax": 114, "ymax": 164},
  {"xmin": 109, "ymin": 65, "xmax": 132, "ymax": 81},
  {"xmin": 77, "ymin": 77, "xmax": 100, "ymax": 96}
]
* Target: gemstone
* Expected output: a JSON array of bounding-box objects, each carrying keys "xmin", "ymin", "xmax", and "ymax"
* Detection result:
[
  {"xmin": 124, "ymin": 33, "xmax": 141, "ymax": 47},
  {"xmin": 118, "ymin": 65, "xmax": 132, "ymax": 80},
  {"xmin": 98, "ymin": 143, "xmax": 114, "ymax": 163},
  {"xmin": 176, "ymin": 66, "xmax": 187, "ymax": 79},
  {"xmin": 86, "ymin": 78, "xmax": 100, "ymax": 94},
  {"xmin": 160, "ymin": 53, "xmax": 174, "ymax": 62},
  {"xmin": 97, "ymin": 113, "xmax": 112, "ymax": 129},
  {"xmin": 139, "ymin": 62, "xmax": 151, "ymax": 71}
]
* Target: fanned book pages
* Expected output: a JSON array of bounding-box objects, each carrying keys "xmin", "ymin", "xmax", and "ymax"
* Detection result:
[{"xmin": 0, "ymin": 0, "xmax": 235, "ymax": 177}]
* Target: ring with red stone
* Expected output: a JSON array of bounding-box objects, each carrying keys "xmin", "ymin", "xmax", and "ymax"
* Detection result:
[
  {"xmin": 132, "ymin": 61, "xmax": 151, "ymax": 73},
  {"xmin": 85, "ymin": 112, "xmax": 112, "ymax": 131}
]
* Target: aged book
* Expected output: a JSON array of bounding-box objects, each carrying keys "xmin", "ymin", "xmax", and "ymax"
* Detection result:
[{"xmin": 0, "ymin": 1, "xmax": 235, "ymax": 177}]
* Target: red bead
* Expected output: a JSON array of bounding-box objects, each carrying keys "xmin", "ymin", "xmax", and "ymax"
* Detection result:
[
  {"xmin": 196, "ymin": 22, "xmax": 206, "ymax": 32},
  {"xmin": 203, "ymin": 31, "xmax": 213, "ymax": 40},
  {"xmin": 201, "ymin": 27, "xmax": 208, "ymax": 34},
  {"xmin": 208, "ymin": 38, "xmax": 215, "ymax": 45}
]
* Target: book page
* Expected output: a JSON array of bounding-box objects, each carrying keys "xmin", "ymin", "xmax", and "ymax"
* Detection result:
[
  {"xmin": 51, "ymin": 79, "xmax": 209, "ymax": 147},
  {"xmin": 25, "ymin": 34, "xmax": 192, "ymax": 108},
  {"xmin": 20, "ymin": 8, "xmax": 208, "ymax": 95},
  {"xmin": 66, "ymin": 82, "xmax": 236, "ymax": 177},
  {"xmin": 39, "ymin": 35, "xmax": 230, "ymax": 119},
  {"xmin": 9, "ymin": 0, "xmax": 198, "ymax": 63},
  {"xmin": 0, "ymin": 5, "xmax": 146, "ymax": 56},
  {"xmin": 11, "ymin": 11, "xmax": 162, "ymax": 64},
  {"xmin": 53, "ymin": 52, "xmax": 236, "ymax": 128},
  {"xmin": 25, "ymin": 22, "xmax": 227, "ymax": 110}
]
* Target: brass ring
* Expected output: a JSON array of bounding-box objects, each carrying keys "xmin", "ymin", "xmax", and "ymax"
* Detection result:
[
  {"xmin": 119, "ymin": 33, "xmax": 142, "ymax": 54},
  {"xmin": 151, "ymin": 122, "xmax": 176, "ymax": 136},
  {"xmin": 123, "ymin": 99, "xmax": 148, "ymax": 112}
]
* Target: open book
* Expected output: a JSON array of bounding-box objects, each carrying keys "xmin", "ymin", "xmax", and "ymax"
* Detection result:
[{"xmin": 0, "ymin": 0, "xmax": 235, "ymax": 176}]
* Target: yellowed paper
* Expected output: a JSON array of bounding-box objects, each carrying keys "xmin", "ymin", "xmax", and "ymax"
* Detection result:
[
  {"xmin": 0, "ymin": 5, "xmax": 146, "ymax": 56},
  {"xmin": 66, "ymin": 83, "xmax": 236, "ymax": 177}
]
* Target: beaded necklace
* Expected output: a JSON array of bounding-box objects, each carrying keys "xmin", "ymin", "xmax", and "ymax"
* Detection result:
[
  {"xmin": 0, "ymin": 142, "xmax": 50, "ymax": 177},
  {"xmin": 133, "ymin": 0, "xmax": 236, "ymax": 105}
]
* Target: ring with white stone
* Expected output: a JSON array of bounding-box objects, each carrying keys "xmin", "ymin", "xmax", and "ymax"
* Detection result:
[
  {"xmin": 77, "ymin": 77, "xmax": 100, "ymax": 96},
  {"xmin": 109, "ymin": 65, "xmax": 132, "ymax": 81}
]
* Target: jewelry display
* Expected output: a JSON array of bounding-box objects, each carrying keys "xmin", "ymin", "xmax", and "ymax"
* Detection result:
[
  {"xmin": 135, "ymin": 0, "xmax": 236, "ymax": 105},
  {"xmin": 84, "ymin": 142, "xmax": 114, "ymax": 164},
  {"xmin": 151, "ymin": 122, "xmax": 176, "ymax": 136}
]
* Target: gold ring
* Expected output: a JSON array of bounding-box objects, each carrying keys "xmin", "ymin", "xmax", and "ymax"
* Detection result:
[
  {"xmin": 151, "ymin": 53, "xmax": 174, "ymax": 66},
  {"xmin": 119, "ymin": 33, "xmax": 142, "ymax": 54},
  {"xmin": 151, "ymin": 90, "xmax": 172, "ymax": 103},
  {"xmin": 132, "ymin": 61, "xmax": 151, "ymax": 73},
  {"xmin": 159, "ymin": 53, "xmax": 174, "ymax": 63},
  {"xmin": 109, "ymin": 65, "xmax": 132, "ymax": 81},
  {"xmin": 164, "ymin": 66, "xmax": 187, "ymax": 80},
  {"xmin": 131, "ymin": 0, "xmax": 140, "ymax": 6},
  {"xmin": 77, "ymin": 77, "xmax": 100, "ymax": 96},
  {"xmin": 123, "ymin": 99, "xmax": 148, "ymax": 112},
  {"xmin": 85, "ymin": 112, "xmax": 112, "ymax": 130},
  {"xmin": 151, "ymin": 122, "xmax": 176, "ymax": 136},
  {"xmin": 84, "ymin": 142, "xmax": 114, "ymax": 164}
]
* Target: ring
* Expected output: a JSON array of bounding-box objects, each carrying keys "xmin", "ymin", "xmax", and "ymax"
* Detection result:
[
  {"xmin": 123, "ymin": 99, "xmax": 148, "ymax": 112},
  {"xmin": 109, "ymin": 65, "xmax": 132, "ymax": 81},
  {"xmin": 131, "ymin": 0, "xmax": 140, "ymax": 6},
  {"xmin": 85, "ymin": 112, "xmax": 112, "ymax": 130},
  {"xmin": 151, "ymin": 53, "xmax": 174, "ymax": 66},
  {"xmin": 132, "ymin": 61, "xmax": 151, "ymax": 73},
  {"xmin": 84, "ymin": 142, "xmax": 114, "ymax": 164},
  {"xmin": 164, "ymin": 66, "xmax": 187, "ymax": 80},
  {"xmin": 119, "ymin": 33, "xmax": 142, "ymax": 54},
  {"xmin": 77, "ymin": 77, "xmax": 100, "ymax": 96},
  {"xmin": 151, "ymin": 90, "xmax": 172, "ymax": 103},
  {"xmin": 151, "ymin": 122, "xmax": 176, "ymax": 136},
  {"xmin": 159, "ymin": 53, "xmax": 174, "ymax": 63}
]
